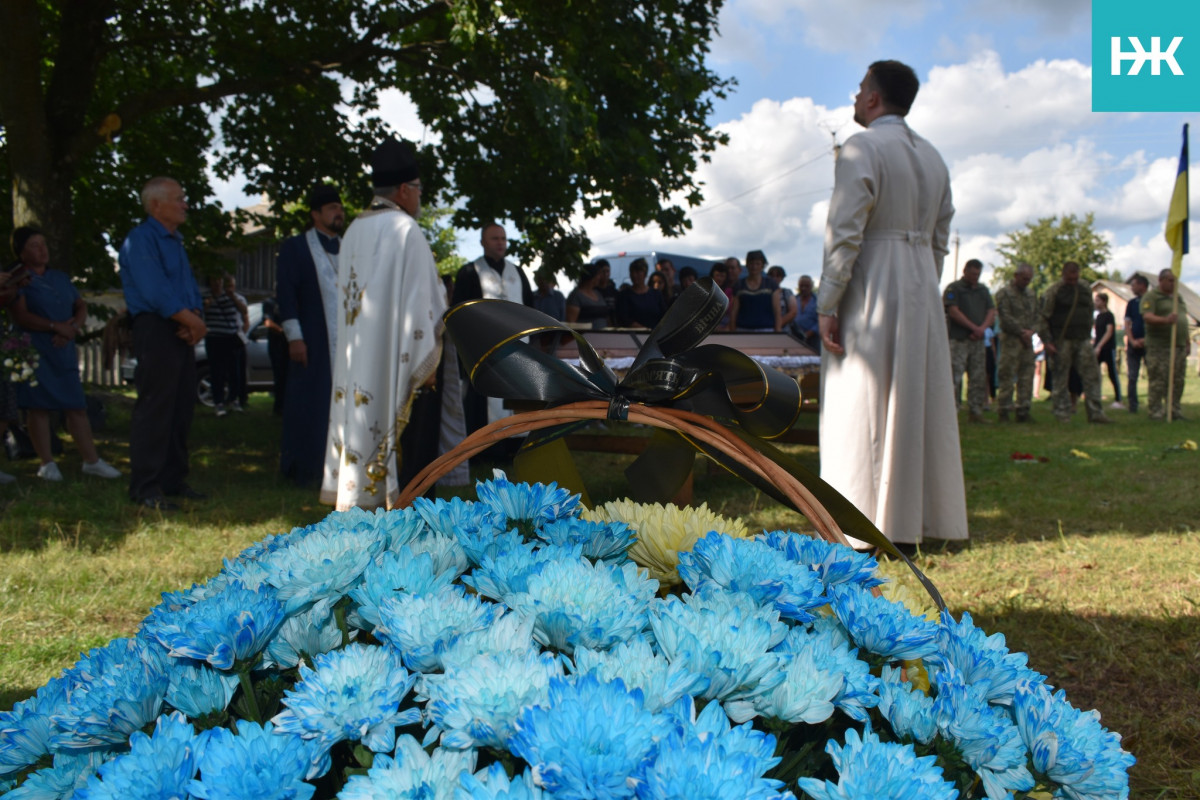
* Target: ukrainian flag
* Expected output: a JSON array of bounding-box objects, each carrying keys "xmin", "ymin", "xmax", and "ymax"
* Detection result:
[{"xmin": 1165, "ymin": 123, "xmax": 1188, "ymax": 278}]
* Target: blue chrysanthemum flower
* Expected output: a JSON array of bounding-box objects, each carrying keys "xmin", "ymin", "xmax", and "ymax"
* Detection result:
[
  {"xmin": 231, "ymin": 527, "xmax": 305, "ymax": 566},
  {"xmin": 264, "ymin": 597, "xmax": 349, "ymax": 669},
  {"xmin": 440, "ymin": 611, "xmax": 540, "ymax": 669},
  {"xmin": 932, "ymin": 664, "xmax": 1033, "ymax": 800},
  {"xmin": 781, "ymin": 618, "xmax": 880, "ymax": 723},
  {"xmin": 408, "ymin": 531, "xmax": 472, "ymax": 579},
  {"xmin": 271, "ymin": 643, "xmax": 420, "ymax": 761},
  {"xmin": 143, "ymin": 581, "xmax": 286, "ymax": 671},
  {"xmin": 165, "ymin": 660, "xmax": 239, "ymax": 718},
  {"xmin": 476, "ymin": 470, "xmax": 581, "ymax": 528},
  {"xmin": 795, "ymin": 727, "xmax": 957, "ymax": 800},
  {"xmin": 535, "ymin": 518, "xmax": 635, "ymax": 563},
  {"xmin": 420, "ymin": 649, "xmax": 562, "ymax": 749},
  {"xmin": 457, "ymin": 763, "xmax": 546, "ymax": 800},
  {"xmin": 413, "ymin": 496, "xmax": 511, "ymax": 565},
  {"xmin": 511, "ymin": 675, "xmax": 668, "ymax": 800},
  {"xmin": 677, "ymin": 532, "xmax": 825, "ymax": 623},
  {"xmin": 460, "ymin": 541, "xmax": 563, "ymax": 603},
  {"xmin": 826, "ymin": 582, "xmax": 939, "ymax": 663},
  {"xmin": 0, "ymin": 676, "xmax": 67, "ymax": 777},
  {"xmin": 648, "ymin": 592, "xmax": 786, "ymax": 703},
  {"xmin": 638, "ymin": 699, "xmax": 785, "ymax": 800},
  {"xmin": 1012, "ymin": 678, "xmax": 1135, "ymax": 800},
  {"xmin": 938, "ymin": 610, "xmax": 1045, "ymax": 705},
  {"xmin": 260, "ymin": 518, "xmax": 387, "ymax": 614},
  {"xmin": 375, "ymin": 585, "xmax": 503, "ymax": 673},
  {"xmin": 506, "ymin": 558, "xmax": 658, "ymax": 654},
  {"xmin": 50, "ymin": 637, "xmax": 169, "ymax": 751},
  {"xmin": 339, "ymin": 734, "xmax": 476, "ymax": 800},
  {"xmin": 349, "ymin": 547, "xmax": 458, "ymax": 632},
  {"xmin": 761, "ymin": 531, "xmax": 883, "ymax": 588},
  {"xmin": 189, "ymin": 721, "xmax": 317, "ymax": 800},
  {"xmin": 4, "ymin": 750, "xmax": 112, "ymax": 800},
  {"xmin": 369, "ymin": 506, "xmax": 429, "ymax": 553},
  {"xmin": 877, "ymin": 666, "xmax": 938, "ymax": 746},
  {"xmin": 571, "ymin": 637, "xmax": 709, "ymax": 714},
  {"xmin": 724, "ymin": 644, "xmax": 841, "ymax": 725},
  {"xmin": 73, "ymin": 712, "xmax": 197, "ymax": 800}
]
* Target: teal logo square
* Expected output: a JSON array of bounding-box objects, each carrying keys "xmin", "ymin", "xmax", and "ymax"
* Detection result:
[{"xmin": 1093, "ymin": 0, "xmax": 1200, "ymax": 111}]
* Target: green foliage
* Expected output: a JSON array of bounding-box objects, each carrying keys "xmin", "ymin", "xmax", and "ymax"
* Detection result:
[
  {"xmin": 418, "ymin": 207, "xmax": 468, "ymax": 277},
  {"xmin": 0, "ymin": 0, "xmax": 730, "ymax": 284},
  {"xmin": 992, "ymin": 213, "xmax": 1112, "ymax": 296}
]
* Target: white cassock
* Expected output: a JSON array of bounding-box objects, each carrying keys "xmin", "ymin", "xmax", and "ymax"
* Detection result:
[
  {"xmin": 818, "ymin": 114, "xmax": 968, "ymax": 545},
  {"xmin": 320, "ymin": 199, "xmax": 445, "ymax": 510},
  {"xmin": 472, "ymin": 256, "xmax": 526, "ymax": 425}
]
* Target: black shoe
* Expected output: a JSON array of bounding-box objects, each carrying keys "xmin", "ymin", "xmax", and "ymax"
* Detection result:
[
  {"xmin": 137, "ymin": 496, "xmax": 180, "ymax": 511},
  {"xmin": 167, "ymin": 485, "xmax": 208, "ymax": 500}
]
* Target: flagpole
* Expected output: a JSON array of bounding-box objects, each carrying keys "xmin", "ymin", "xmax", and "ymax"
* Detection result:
[{"xmin": 1165, "ymin": 122, "xmax": 1189, "ymax": 423}]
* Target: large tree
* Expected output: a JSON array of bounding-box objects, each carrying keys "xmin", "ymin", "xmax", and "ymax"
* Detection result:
[
  {"xmin": 0, "ymin": 0, "xmax": 729, "ymax": 287},
  {"xmin": 992, "ymin": 213, "xmax": 1112, "ymax": 296}
]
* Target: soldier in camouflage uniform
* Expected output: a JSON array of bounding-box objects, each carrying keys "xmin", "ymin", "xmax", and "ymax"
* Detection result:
[
  {"xmin": 1036, "ymin": 261, "xmax": 1111, "ymax": 424},
  {"xmin": 944, "ymin": 258, "xmax": 996, "ymax": 422},
  {"xmin": 994, "ymin": 262, "xmax": 1038, "ymax": 422},
  {"xmin": 1141, "ymin": 268, "xmax": 1191, "ymax": 421}
]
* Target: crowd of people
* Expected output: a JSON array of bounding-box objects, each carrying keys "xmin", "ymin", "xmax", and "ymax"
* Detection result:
[
  {"xmin": 946, "ymin": 260, "xmax": 1192, "ymax": 424},
  {"xmin": 1, "ymin": 61, "xmax": 1194, "ymax": 557},
  {"xmin": 555, "ymin": 251, "xmax": 821, "ymax": 344}
]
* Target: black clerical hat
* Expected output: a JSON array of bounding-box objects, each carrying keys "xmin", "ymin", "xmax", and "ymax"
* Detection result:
[
  {"xmin": 371, "ymin": 137, "xmax": 419, "ymax": 187},
  {"xmin": 308, "ymin": 184, "xmax": 341, "ymax": 211}
]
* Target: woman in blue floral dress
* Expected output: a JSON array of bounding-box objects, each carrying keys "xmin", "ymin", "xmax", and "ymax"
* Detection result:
[{"xmin": 9, "ymin": 227, "xmax": 120, "ymax": 481}]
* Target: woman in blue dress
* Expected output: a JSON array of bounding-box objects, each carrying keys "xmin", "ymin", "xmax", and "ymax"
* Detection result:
[{"xmin": 9, "ymin": 227, "xmax": 120, "ymax": 481}]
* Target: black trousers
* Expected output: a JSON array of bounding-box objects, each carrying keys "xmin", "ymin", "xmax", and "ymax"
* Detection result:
[
  {"xmin": 130, "ymin": 314, "xmax": 196, "ymax": 501},
  {"xmin": 398, "ymin": 385, "xmax": 442, "ymax": 500}
]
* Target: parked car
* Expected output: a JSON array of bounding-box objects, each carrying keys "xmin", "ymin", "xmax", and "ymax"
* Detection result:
[{"xmin": 120, "ymin": 302, "xmax": 276, "ymax": 407}]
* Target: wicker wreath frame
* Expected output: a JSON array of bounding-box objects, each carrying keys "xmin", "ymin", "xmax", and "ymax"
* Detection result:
[{"xmin": 397, "ymin": 400, "xmax": 850, "ymax": 548}]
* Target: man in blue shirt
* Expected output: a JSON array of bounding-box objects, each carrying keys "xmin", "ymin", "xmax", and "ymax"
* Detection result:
[
  {"xmin": 1123, "ymin": 274, "xmax": 1149, "ymax": 413},
  {"xmin": 118, "ymin": 176, "xmax": 207, "ymax": 509}
]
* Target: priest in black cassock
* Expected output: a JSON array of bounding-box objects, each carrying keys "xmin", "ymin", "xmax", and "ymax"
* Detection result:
[{"xmin": 276, "ymin": 184, "xmax": 344, "ymax": 485}]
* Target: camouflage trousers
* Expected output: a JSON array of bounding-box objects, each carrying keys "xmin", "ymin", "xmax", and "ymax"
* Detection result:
[
  {"xmin": 1048, "ymin": 337, "xmax": 1104, "ymax": 422},
  {"xmin": 949, "ymin": 338, "xmax": 988, "ymax": 415},
  {"xmin": 1145, "ymin": 344, "xmax": 1187, "ymax": 419},
  {"xmin": 996, "ymin": 333, "xmax": 1035, "ymax": 414}
]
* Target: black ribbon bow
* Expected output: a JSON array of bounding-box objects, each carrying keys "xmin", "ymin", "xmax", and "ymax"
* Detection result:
[
  {"xmin": 444, "ymin": 278, "xmax": 945, "ymax": 610},
  {"xmin": 446, "ymin": 278, "xmax": 801, "ymax": 439}
]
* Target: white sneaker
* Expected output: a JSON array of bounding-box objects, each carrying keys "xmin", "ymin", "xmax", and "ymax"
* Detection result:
[
  {"xmin": 215, "ymin": 404, "xmax": 228, "ymax": 418},
  {"xmin": 82, "ymin": 458, "xmax": 121, "ymax": 479},
  {"xmin": 0, "ymin": 470, "xmax": 15, "ymax": 485},
  {"xmin": 37, "ymin": 461, "xmax": 63, "ymax": 481},
  {"xmin": 1109, "ymin": 401, "xmax": 1124, "ymax": 409}
]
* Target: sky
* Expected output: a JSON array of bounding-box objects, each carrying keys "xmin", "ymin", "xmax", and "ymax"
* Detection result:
[{"xmin": 214, "ymin": 0, "xmax": 1200, "ymax": 290}]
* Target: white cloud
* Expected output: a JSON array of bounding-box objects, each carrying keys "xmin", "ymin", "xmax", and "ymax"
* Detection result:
[{"xmin": 910, "ymin": 51, "xmax": 1098, "ymax": 161}]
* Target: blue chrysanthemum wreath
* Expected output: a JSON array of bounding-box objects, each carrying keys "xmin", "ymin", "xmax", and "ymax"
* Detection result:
[{"xmin": 0, "ymin": 472, "xmax": 1133, "ymax": 800}]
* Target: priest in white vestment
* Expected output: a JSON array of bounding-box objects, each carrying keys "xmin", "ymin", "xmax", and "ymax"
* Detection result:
[
  {"xmin": 320, "ymin": 138, "xmax": 445, "ymax": 510},
  {"xmin": 817, "ymin": 60, "xmax": 968, "ymax": 546}
]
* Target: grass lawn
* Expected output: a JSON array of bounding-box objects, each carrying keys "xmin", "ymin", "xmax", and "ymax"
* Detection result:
[{"xmin": 2, "ymin": 376, "xmax": 1199, "ymax": 798}]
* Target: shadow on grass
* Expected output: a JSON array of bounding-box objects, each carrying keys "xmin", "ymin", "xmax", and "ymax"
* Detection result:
[{"xmin": 0, "ymin": 391, "xmax": 327, "ymax": 554}]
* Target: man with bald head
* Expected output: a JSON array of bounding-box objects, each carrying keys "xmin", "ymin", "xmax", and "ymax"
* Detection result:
[
  {"xmin": 994, "ymin": 262, "xmax": 1038, "ymax": 422},
  {"xmin": 118, "ymin": 176, "xmax": 207, "ymax": 509}
]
